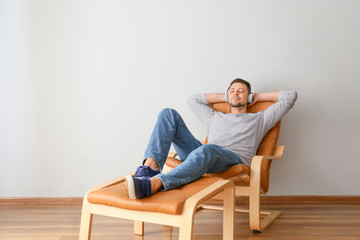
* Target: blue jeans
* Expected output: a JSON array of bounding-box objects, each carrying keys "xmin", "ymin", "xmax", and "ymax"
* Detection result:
[{"xmin": 144, "ymin": 108, "xmax": 244, "ymax": 191}]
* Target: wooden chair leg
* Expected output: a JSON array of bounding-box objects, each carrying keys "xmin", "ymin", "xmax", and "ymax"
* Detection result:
[
  {"xmin": 162, "ymin": 225, "xmax": 173, "ymax": 240},
  {"xmin": 250, "ymin": 209, "xmax": 282, "ymax": 233},
  {"xmin": 201, "ymin": 202, "xmax": 281, "ymax": 233},
  {"xmin": 249, "ymin": 155, "xmax": 282, "ymax": 233},
  {"xmin": 79, "ymin": 197, "xmax": 93, "ymax": 240},
  {"xmin": 258, "ymin": 211, "xmax": 281, "ymax": 232},
  {"xmin": 134, "ymin": 221, "xmax": 144, "ymax": 235},
  {"xmin": 249, "ymin": 192, "xmax": 261, "ymax": 232},
  {"xmin": 249, "ymin": 156, "xmax": 262, "ymax": 233}
]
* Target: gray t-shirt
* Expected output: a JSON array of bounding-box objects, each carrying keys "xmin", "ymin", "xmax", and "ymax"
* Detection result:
[{"xmin": 187, "ymin": 90, "xmax": 297, "ymax": 166}]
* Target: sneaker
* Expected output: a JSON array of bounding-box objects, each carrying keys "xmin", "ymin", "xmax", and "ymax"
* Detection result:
[
  {"xmin": 125, "ymin": 175, "xmax": 152, "ymax": 199},
  {"xmin": 135, "ymin": 166, "xmax": 160, "ymax": 178}
]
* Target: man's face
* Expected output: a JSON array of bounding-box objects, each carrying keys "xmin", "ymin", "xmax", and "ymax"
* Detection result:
[{"xmin": 228, "ymin": 82, "xmax": 249, "ymax": 108}]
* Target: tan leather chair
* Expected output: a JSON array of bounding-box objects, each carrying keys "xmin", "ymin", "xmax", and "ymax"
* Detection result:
[{"xmin": 164, "ymin": 101, "xmax": 284, "ymax": 233}]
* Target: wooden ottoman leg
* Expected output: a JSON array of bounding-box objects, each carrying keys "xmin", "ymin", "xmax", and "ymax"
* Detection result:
[
  {"xmin": 79, "ymin": 197, "xmax": 93, "ymax": 240},
  {"xmin": 223, "ymin": 182, "xmax": 235, "ymax": 240},
  {"xmin": 179, "ymin": 180, "xmax": 235, "ymax": 240},
  {"xmin": 134, "ymin": 221, "xmax": 144, "ymax": 235}
]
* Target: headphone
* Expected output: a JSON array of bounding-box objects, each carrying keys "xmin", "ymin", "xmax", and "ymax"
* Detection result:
[{"xmin": 225, "ymin": 84, "xmax": 254, "ymax": 104}]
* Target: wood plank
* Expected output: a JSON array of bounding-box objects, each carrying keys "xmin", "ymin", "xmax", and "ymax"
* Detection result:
[{"xmin": 0, "ymin": 202, "xmax": 359, "ymax": 240}]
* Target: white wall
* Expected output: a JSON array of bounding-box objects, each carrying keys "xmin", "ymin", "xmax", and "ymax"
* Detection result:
[{"xmin": 1, "ymin": 0, "xmax": 360, "ymax": 197}]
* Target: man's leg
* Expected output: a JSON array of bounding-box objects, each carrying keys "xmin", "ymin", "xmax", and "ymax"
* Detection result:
[
  {"xmin": 127, "ymin": 143, "xmax": 244, "ymax": 198},
  {"xmin": 129, "ymin": 144, "xmax": 243, "ymax": 198},
  {"xmin": 143, "ymin": 108, "xmax": 202, "ymax": 171},
  {"xmin": 126, "ymin": 108, "xmax": 203, "ymax": 199},
  {"xmin": 155, "ymin": 144, "xmax": 244, "ymax": 191}
]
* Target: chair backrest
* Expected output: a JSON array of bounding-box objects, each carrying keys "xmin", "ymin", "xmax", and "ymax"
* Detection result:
[{"xmin": 209, "ymin": 101, "xmax": 281, "ymax": 192}]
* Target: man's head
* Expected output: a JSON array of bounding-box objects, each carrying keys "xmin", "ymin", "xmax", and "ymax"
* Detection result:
[{"xmin": 226, "ymin": 78, "xmax": 252, "ymax": 108}]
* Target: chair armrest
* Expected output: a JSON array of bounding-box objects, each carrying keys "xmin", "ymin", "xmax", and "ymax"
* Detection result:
[
  {"xmin": 250, "ymin": 145, "xmax": 285, "ymax": 189},
  {"xmin": 273, "ymin": 145, "xmax": 285, "ymax": 159},
  {"xmin": 259, "ymin": 145, "xmax": 285, "ymax": 160}
]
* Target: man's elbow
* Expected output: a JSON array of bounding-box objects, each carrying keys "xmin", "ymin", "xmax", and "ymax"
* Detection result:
[
  {"xmin": 279, "ymin": 90, "xmax": 298, "ymax": 107},
  {"xmin": 290, "ymin": 90, "xmax": 298, "ymax": 102},
  {"xmin": 286, "ymin": 90, "xmax": 298, "ymax": 107}
]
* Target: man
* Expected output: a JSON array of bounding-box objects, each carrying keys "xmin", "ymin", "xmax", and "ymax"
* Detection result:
[{"xmin": 125, "ymin": 78, "xmax": 297, "ymax": 199}]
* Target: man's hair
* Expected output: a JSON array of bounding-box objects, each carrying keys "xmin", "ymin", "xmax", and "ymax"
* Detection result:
[{"xmin": 228, "ymin": 78, "xmax": 251, "ymax": 94}]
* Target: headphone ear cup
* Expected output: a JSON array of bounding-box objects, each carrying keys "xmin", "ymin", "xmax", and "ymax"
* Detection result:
[
  {"xmin": 248, "ymin": 93, "xmax": 254, "ymax": 104},
  {"xmin": 247, "ymin": 85, "xmax": 254, "ymax": 104},
  {"xmin": 225, "ymin": 88, "xmax": 229, "ymax": 103}
]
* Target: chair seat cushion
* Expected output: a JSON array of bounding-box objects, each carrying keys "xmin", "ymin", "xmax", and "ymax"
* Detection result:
[{"xmin": 87, "ymin": 176, "xmax": 220, "ymax": 215}]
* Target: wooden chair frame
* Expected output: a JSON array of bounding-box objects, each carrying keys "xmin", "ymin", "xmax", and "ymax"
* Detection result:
[
  {"xmin": 79, "ymin": 175, "xmax": 235, "ymax": 240},
  {"xmin": 164, "ymin": 144, "xmax": 284, "ymax": 233},
  {"xmin": 199, "ymin": 145, "xmax": 285, "ymax": 233}
]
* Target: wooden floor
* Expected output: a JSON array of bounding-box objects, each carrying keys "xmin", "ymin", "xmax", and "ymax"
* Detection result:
[{"xmin": 1, "ymin": 201, "xmax": 360, "ymax": 240}]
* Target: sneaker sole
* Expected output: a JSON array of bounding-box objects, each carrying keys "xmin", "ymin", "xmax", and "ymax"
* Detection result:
[{"xmin": 125, "ymin": 175, "xmax": 136, "ymax": 199}]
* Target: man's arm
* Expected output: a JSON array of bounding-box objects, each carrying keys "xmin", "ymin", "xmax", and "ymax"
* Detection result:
[
  {"xmin": 205, "ymin": 93, "xmax": 226, "ymax": 104},
  {"xmin": 187, "ymin": 94, "xmax": 214, "ymax": 126},
  {"xmin": 249, "ymin": 91, "xmax": 281, "ymax": 106},
  {"xmin": 260, "ymin": 90, "xmax": 298, "ymax": 130}
]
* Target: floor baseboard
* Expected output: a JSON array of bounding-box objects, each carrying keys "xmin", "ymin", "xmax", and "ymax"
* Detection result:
[
  {"xmin": 259, "ymin": 195, "xmax": 360, "ymax": 203},
  {"xmin": 0, "ymin": 197, "xmax": 83, "ymax": 205}
]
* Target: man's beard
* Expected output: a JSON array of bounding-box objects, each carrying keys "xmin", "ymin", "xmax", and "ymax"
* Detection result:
[{"xmin": 229, "ymin": 102, "xmax": 247, "ymax": 108}]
